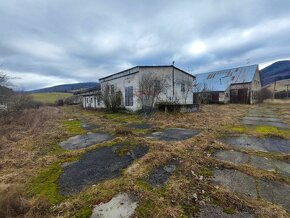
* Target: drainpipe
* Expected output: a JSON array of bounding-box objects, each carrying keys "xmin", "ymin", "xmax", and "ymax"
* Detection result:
[{"xmin": 172, "ymin": 62, "xmax": 175, "ymax": 100}]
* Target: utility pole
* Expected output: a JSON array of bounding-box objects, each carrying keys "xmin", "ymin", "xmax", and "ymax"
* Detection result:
[{"xmin": 286, "ymin": 84, "xmax": 290, "ymax": 99}]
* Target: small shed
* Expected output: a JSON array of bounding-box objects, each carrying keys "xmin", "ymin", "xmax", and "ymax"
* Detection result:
[{"xmin": 193, "ymin": 64, "xmax": 261, "ymax": 104}]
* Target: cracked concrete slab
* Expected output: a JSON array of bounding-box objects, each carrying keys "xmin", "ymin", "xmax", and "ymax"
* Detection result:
[
  {"xmin": 57, "ymin": 144, "xmax": 148, "ymax": 195},
  {"xmin": 211, "ymin": 168, "xmax": 290, "ymax": 212},
  {"xmin": 211, "ymin": 169, "xmax": 257, "ymax": 198},
  {"xmin": 146, "ymin": 160, "xmax": 179, "ymax": 187},
  {"xmin": 196, "ymin": 204, "xmax": 254, "ymax": 218},
  {"xmin": 214, "ymin": 150, "xmax": 290, "ymax": 177},
  {"xmin": 241, "ymin": 119, "xmax": 288, "ymax": 128},
  {"xmin": 91, "ymin": 193, "xmax": 138, "ymax": 218},
  {"xmin": 242, "ymin": 117, "xmax": 281, "ymax": 122},
  {"xmin": 147, "ymin": 128, "xmax": 200, "ymax": 141},
  {"xmin": 214, "ymin": 150, "xmax": 249, "ymax": 165},
  {"xmin": 221, "ymin": 135, "xmax": 290, "ymax": 153},
  {"xmin": 59, "ymin": 132, "xmax": 112, "ymax": 150},
  {"xmin": 127, "ymin": 123, "xmax": 153, "ymax": 129},
  {"xmin": 259, "ymin": 180, "xmax": 290, "ymax": 211}
]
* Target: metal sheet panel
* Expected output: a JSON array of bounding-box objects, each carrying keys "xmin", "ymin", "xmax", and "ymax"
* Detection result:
[{"xmin": 193, "ymin": 64, "xmax": 258, "ymax": 92}]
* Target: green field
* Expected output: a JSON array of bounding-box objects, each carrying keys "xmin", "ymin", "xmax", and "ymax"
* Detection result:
[{"xmin": 30, "ymin": 92, "xmax": 72, "ymax": 104}]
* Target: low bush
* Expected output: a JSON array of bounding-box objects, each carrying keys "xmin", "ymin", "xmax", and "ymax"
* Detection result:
[{"xmin": 55, "ymin": 99, "xmax": 64, "ymax": 106}]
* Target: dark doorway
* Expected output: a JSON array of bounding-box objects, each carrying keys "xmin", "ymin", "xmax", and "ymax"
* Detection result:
[
  {"xmin": 230, "ymin": 88, "xmax": 249, "ymax": 104},
  {"xmin": 211, "ymin": 93, "xmax": 219, "ymax": 103}
]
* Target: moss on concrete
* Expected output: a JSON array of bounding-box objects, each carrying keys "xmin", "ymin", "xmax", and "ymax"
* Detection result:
[
  {"xmin": 63, "ymin": 119, "xmax": 86, "ymax": 135},
  {"xmin": 28, "ymin": 158, "xmax": 78, "ymax": 204},
  {"xmin": 254, "ymin": 126, "xmax": 290, "ymax": 138},
  {"xmin": 28, "ymin": 163, "xmax": 64, "ymax": 204}
]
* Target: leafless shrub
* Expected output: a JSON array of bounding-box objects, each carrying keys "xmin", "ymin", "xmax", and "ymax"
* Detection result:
[
  {"xmin": 55, "ymin": 99, "xmax": 64, "ymax": 106},
  {"xmin": 101, "ymin": 83, "xmax": 122, "ymax": 112},
  {"xmin": 0, "ymin": 106, "xmax": 63, "ymax": 135},
  {"xmin": 180, "ymin": 79, "xmax": 192, "ymax": 104},
  {"xmin": 136, "ymin": 72, "xmax": 169, "ymax": 113},
  {"xmin": 193, "ymin": 82, "xmax": 211, "ymax": 105},
  {"xmin": 257, "ymin": 87, "xmax": 272, "ymax": 102},
  {"xmin": 64, "ymin": 95, "xmax": 81, "ymax": 105},
  {"xmin": 7, "ymin": 94, "xmax": 43, "ymax": 112}
]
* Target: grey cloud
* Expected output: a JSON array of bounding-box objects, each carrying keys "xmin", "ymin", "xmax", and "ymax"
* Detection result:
[{"xmin": 0, "ymin": 0, "xmax": 290, "ymax": 90}]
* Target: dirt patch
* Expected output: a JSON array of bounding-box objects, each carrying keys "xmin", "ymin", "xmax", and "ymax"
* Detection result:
[
  {"xmin": 221, "ymin": 135, "xmax": 290, "ymax": 153},
  {"xmin": 91, "ymin": 193, "xmax": 138, "ymax": 218},
  {"xmin": 59, "ymin": 132, "xmax": 112, "ymax": 150},
  {"xmin": 146, "ymin": 160, "xmax": 179, "ymax": 187},
  {"xmin": 147, "ymin": 128, "xmax": 200, "ymax": 141},
  {"xmin": 57, "ymin": 143, "xmax": 148, "ymax": 196},
  {"xmin": 196, "ymin": 204, "xmax": 254, "ymax": 218}
]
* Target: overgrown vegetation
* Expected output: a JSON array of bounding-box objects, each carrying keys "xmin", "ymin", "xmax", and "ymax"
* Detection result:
[
  {"xmin": 101, "ymin": 83, "xmax": 123, "ymax": 113},
  {"xmin": 1, "ymin": 102, "xmax": 290, "ymax": 217}
]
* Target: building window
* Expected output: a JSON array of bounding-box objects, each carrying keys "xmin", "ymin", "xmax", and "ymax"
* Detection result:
[
  {"xmin": 125, "ymin": 86, "xmax": 133, "ymax": 106},
  {"xmin": 154, "ymin": 80, "xmax": 161, "ymax": 92},
  {"xmin": 111, "ymin": 85, "xmax": 115, "ymax": 94},
  {"xmin": 181, "ymin": 83, "xmax": 185, "ymax": 92},
  {"xmin": 97, "ymin": 97, "xmax": 100, "ymax": 106}
]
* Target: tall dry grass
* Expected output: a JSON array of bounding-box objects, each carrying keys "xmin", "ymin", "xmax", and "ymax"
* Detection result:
[{"xmin": 0, "ymin": 184, "xmax": 51, "ymax": 218}]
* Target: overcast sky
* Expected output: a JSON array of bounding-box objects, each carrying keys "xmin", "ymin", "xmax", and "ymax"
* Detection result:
[{"xmin": 1, "ymin": 0, "xmax": 290, "ymax": 90}]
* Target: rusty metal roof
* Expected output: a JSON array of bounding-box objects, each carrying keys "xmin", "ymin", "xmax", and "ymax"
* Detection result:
[{"xmin": 193, "ymin": 64, "xmax": 258, "ymax": 92}]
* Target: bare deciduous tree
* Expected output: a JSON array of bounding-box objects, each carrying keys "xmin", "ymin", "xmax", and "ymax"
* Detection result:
[
  {"xmin": 180, "ymin": 79, "xmax": 192, "ymax": 104},
  {"xmin": 136, "ymin": 72, "xmax": 169, "ymax": 113},
  {"xmin": 101, "ymin": 83, "xmax": 122, "ymax": 113},
  {"xmin": 193, "ymin": 82, "xmax": 211, "ymax": 105},
  {"xmin": 0, "ymin": 72, "xmax": 8, "ymax": 86}
]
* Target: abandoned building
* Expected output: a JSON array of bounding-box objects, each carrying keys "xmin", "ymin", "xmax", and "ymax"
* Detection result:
[
  {"xmin": 193, "ymin": 64, "xmax": 261, "ymax": 104},
  {"xmin": 75, "ymin": 87, "xmax": 101, "ymax": 108},
  {"xmin": 82, "ymin": 65, "xmax": 195, "ymax": 111}
]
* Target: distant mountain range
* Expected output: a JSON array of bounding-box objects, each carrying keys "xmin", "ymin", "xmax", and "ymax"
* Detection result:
[
  {"xmin": 260, "ymin": 60, "xmax": 290, "ymax": 87},
  {"xmin": 29, "ymin": 82, "xmax": 100, "ymax": 93}
]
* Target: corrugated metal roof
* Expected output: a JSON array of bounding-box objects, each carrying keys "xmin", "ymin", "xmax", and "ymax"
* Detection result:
[{"xmin": 193, "ymin": 64, "xmax": 258, "ymax": 92}]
